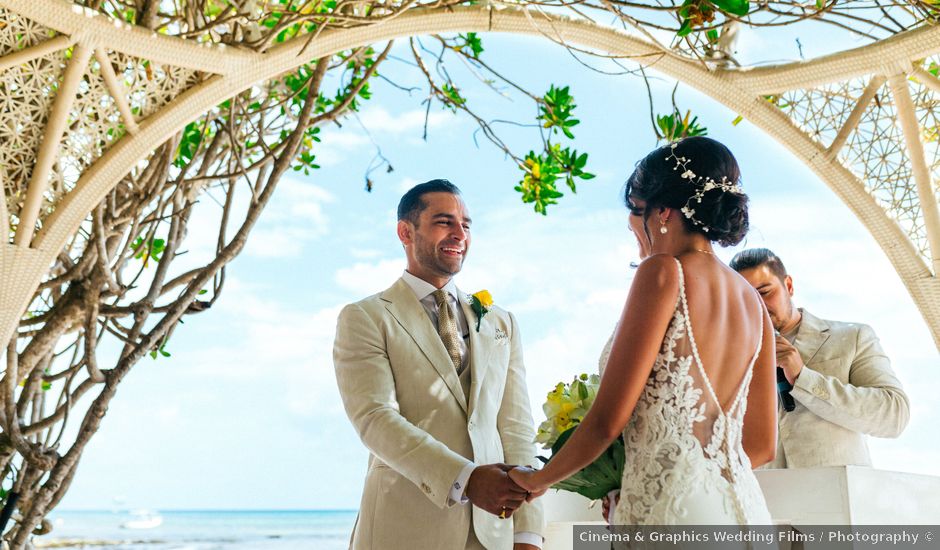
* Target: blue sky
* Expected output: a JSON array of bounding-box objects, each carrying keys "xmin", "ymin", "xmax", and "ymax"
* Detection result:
[{"xmin": 56, "ymin": 28, "xmax": 938, "ymax": 510}]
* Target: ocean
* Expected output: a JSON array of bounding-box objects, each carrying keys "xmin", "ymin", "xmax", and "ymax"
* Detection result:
[{"xmin": 38, "ymin": 510, "xmax": 356, "ymax": 549}]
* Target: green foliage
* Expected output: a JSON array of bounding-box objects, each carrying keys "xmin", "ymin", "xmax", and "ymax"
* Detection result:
[
  {"xmin": 175, "ymin": 121, "xmax": 208, "ymax": 168},
  {"xmin": 712, "ymin": 0, "xmax": 749, "ymax": 15},
  {"xmin": 539, "ymin": 85, "xmax": 580, "ymax": 139},
  {"xmin": 440, "ymin": 83, "xmax": 466, "ymax": 112},
  {"xmin": 130, "ymin": 237, "xmax": 166, "ymax": 267},
  {"xmin": 928, "ymin": 61, "xmax": 940, "ymax": 78},
  {"xmin": 293, "ymin": 150, "xmax": 320, "ymax": 175},
  {"xmin": 150, "ymin": 337, "xmax": 171, "ymax": 360},
  {"xmin": 536, "ymin": 428, "xmax": 626, "ymax": 501},
  {"xmin": 656, "ymin": 109, "xmax": 708, "ymax": 141},
  {"xmin": 677, "ymin": 0, "xmax": 749, "ymax": 37},
  {"xmin": 332, "ymin": 48, "xmax": 377, "ymax": 112},
  {"xmin": 515, "ymin": 85, "xmax": 595, "ymax": 214},
  {"xmin": 457, "ymin": 33, "xmax": 484, "ymax": 58},
  {"xmin": 283, "ymin": 63, "xmax": 319, "ymax": 103},
  {"xmin": 516, "ymin": 144, "xmax": 595, "ymax": 215},
  {"xmin": 763, "ymin": 94, "xmax": 792, "ymax": 110}
]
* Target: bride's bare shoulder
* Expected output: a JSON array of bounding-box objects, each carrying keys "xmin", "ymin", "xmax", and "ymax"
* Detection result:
[{"xmin": 632, "ymin": 254, "xmax": 681, "ymax": 292}]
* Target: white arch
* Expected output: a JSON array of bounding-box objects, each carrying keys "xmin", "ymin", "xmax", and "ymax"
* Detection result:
[{"xmin": 1, "ymin": 2, "xmax": 939, "ymax": 351}]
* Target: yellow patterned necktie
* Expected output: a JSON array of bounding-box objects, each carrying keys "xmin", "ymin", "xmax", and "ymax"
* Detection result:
[{"xmin": 433, "ymin": 289, "xmax": 462, "ymax": 373}]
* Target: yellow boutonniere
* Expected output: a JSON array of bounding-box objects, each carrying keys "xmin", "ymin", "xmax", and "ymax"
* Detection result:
[{"xmin": 469, "ymin": 290, "xmax": 493, "ymax": 332}]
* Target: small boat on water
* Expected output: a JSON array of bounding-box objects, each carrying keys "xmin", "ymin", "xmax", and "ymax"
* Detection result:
[{"xmin": 120, "ymin": 509, "xmax": 163, "ymax": 529}]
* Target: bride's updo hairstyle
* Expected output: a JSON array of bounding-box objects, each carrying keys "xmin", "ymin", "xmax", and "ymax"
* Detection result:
[{"xmin": 625, "ymin": 136, "xmax": 749, "ymax": 247}]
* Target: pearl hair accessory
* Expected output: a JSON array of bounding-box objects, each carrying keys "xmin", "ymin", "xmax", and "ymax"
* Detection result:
[{"xmin": 665, "ymin": 142, "xmax": 743, "ymax": 233}]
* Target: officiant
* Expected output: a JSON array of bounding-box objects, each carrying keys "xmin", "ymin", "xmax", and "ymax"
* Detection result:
[{"xmin": 730, "ymin": 248, "xmax": 910, "ymax": 468}]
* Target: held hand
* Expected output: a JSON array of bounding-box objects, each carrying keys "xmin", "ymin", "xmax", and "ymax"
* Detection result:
[
  {"xmin": 775, "ymin": 336, "xmax": 804, "ymax": 385},
  {"xmin": 465, "ymin": 463, "xmax": 528, "ymax": 518},
  {"xmin": 507, "ymin": 466, "xmax": 548, "ymax": 501}
]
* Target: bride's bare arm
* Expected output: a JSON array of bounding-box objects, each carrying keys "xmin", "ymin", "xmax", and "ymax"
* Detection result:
[
  {"xmin": 513, "ymin": 255, "xmax": 680, "ymax": 492},
  {"xmin": 742, "ymin": 301, "xmax": 777, "ymax": 467}
]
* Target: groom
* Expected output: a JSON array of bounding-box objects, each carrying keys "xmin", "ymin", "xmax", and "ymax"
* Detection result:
[{"xmin": 333, "ymin": 180, "xmax": 544, "ymax": 550}]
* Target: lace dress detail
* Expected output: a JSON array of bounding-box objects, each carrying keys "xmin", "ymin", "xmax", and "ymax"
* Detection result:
[{"xmin": 604, "ymin": 258, "xmax": 771, "ymax": 525}]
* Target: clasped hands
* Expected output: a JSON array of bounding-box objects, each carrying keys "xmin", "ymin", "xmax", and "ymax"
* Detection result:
[{"xmin": 465, "ymin": 464, "xmax": 548, "ymax": 519}]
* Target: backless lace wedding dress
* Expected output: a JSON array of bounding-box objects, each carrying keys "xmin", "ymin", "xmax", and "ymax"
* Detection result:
[{"xmin": 601, "ymin": 258, "xmax": 772, "ymax": 525}]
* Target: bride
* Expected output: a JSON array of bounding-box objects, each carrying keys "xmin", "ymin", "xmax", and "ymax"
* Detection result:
[{"xmin": 510, "ymin": 136, "xmax": 777, "ymax": 524}]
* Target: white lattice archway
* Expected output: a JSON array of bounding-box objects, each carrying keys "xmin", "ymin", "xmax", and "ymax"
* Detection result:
[{"xmin": 1, "ymin": 0, "xmax": 939, "ymax": 353}]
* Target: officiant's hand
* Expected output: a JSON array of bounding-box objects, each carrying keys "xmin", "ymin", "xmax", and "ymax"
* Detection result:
[
  {"xmin": 775, "ymin": 336, "xmax": 804, "ymax": 384},
  {"xmin": 507, "ymin": 466, "xmax": 548, "ymax": 501},
  {"xmin": 466, "ymin": 463, "xmax": 528, "ymax": 518}
]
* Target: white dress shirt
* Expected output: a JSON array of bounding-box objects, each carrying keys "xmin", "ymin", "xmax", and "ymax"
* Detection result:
[{"xmin": 401, "ymin": 271, "xmax": 542, "ymax": 548}]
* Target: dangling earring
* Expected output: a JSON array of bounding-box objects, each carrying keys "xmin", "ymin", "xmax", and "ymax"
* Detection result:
[{"xmin": 660, "ymin": 219, "xmax": 668, "ymax": 234}]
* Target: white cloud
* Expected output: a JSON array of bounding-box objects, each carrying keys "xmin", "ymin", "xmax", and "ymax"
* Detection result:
[
  {"xmin": 240, "ymin": 177, "xmax": 334, "ymax": 258},
  {"xmin": 314, "ymin": 131, "xmax": 371, "ymax": 168},
  {"xmin": 180, "ymin": 278, "xmax": 349, "ymax": 414},
  {"xmin": 397, "ymin": 176, "xmax": 419, "ymax": 194},
  {"xmin": 315, "ymin": 107, "xmax": 460, "ymax": 167},
  {"xmin": 356, "ymin": 107, "xmax": 454, "ymax": 135},
  {"xmin": 350, "ymin": 248, "xmax": 384, "ymax": 259},
  {"xmin": 334, "ymin": 258, "xmax": 405, "ymax": 295}
]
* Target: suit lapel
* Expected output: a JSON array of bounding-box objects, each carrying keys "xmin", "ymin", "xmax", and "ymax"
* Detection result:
[
  {"xmin": 794, "ymin": 308, "xmax": 830, "ymax": 365},
  {"xmin": 460, "ymin": 291, "xmax": 493, "ymax": 418},
  {"xmin": 382, "ymin": 279, "xmax": 468, "ymax": 414}
]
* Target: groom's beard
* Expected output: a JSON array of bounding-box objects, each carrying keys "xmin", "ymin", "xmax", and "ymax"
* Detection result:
[{"xmin": 415, "ymin": 237, "xmax": 465, "ymax": 277}]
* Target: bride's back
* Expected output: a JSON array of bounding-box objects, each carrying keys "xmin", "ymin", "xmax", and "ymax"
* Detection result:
[{"xmin": 675, "ymin": 252, "xmax": 765, "ymax": 412}]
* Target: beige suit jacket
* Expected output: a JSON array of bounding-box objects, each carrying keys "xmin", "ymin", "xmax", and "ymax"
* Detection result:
[
  {"xmin": 766, "ymin": 309, "xmax": 909, "ymax": 468},
  {"xmin": 333, "ymin": 278, "xmax": 544, "ymax": 550}
]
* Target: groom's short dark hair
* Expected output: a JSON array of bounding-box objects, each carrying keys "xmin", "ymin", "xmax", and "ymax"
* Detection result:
[
  {"xmin": 398, "ymin": 179, "xmax": 462, "ymax": 226},
  {"xmin": 730, "ymin": 248, "xmax": 788, "ymax": 282}
]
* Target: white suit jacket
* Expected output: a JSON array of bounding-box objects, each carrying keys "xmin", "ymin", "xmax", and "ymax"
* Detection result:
[
  {"xmin": 333, "ymin": 278, "xmax": 544, "ymax": 549},
  {"xmin": 766, "ymin": 309, "xmax": 909, "ymax": 468}
]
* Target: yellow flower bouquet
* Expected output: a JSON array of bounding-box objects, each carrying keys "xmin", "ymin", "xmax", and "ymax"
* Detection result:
[{"xmin": 535, "ymin": 374, "xmax": 625, "ymax": 500}]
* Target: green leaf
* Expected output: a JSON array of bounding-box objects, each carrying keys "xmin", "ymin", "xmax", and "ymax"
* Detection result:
[
  {"xmin": 174, "ymin": 121, "xmax": 207, "ymax": 168},
  {"xmin": 539, "ymin": 85, "xmax": 580, "ymax": 138},
  {"xmin": 677, "ymin": 18, "xmax": 694, "ymax": 37},
  {"xmin": 710, "ymin": 0, "xmax": 749, "ymax": 16},
  {"xmin": 458, "ymin": 33, "xmax": 484, "ymax": 58},
  {"xmin": 656, "ymin": 108, "xmax": 708, "ymax": 141}
]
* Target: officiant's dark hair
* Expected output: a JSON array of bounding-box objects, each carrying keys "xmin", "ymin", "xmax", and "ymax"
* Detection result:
[
  {"xmin": 624, "ymin": 136, "xmax": 749, "ymax": 247},
  {"xmin": 730, "ymin": 248, "xmax": 789, "ymax": 282},
  {"xmin": 398, "ymin": 179, "xmax": 462, "ymax": 226}
]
